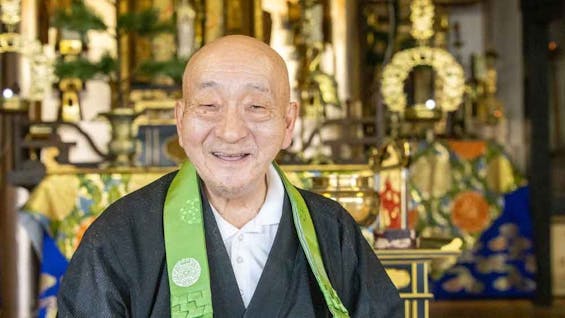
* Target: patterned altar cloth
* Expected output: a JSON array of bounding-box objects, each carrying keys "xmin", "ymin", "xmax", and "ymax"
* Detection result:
[{"xmin": 406, "ymin": 140, "xmax": 534, "ymax": 299}]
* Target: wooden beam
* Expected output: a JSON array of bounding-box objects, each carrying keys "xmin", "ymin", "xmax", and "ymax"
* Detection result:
[
  {"xmin": 521, "ymin": 0, "xmax": 563, "ymax": 307},
  {"xmin": 0, "ymin": 109, "xmax": 19, "ymax": 317}
]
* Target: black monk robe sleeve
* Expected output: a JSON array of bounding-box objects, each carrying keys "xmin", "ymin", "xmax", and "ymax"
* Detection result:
[
  {"xmin": 57, "ymin": 173, "xmax": 177, "ymax": 318},
  {"xmin": 57, "ymin": 239, "xmax": 130, "ymax": 317},
  {"xmin": 341, "ymin": 218, "xmax": 404, "ymax": 317},
  {"xmin": 300, "ymin": 190, "xmax": 404, "ymax": 318}
]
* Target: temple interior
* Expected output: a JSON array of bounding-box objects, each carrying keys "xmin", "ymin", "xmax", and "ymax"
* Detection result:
[{"xmin": 0, "ymin": 0, "xmax": 564, "ymax": 317}]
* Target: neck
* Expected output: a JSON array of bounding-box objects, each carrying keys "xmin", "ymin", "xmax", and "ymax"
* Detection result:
[{"xmin": 204, "ymin": 175, "xmax": 268, "ymax": 229}]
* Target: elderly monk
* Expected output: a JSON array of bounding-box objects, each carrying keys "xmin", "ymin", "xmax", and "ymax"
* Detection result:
[{"xmin": 57, "ymin": 35, "xmax": 402, "ymax": 317}]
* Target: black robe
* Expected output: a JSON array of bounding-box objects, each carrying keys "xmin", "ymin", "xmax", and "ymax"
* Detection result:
[{"xmin": 57, "ymin": 172, "xmax": 402, "ymax": 317}]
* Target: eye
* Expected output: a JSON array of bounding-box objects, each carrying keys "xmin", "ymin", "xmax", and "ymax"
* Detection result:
[
  {"xmin": 191, "ymin": 103, "xmax": 221, "ymax": 117},
  {"xmin": 245, "ymin": 103, "xmax": 272, "ymax": 122},
  {"xmin": 197, "ymin": 103, "xmax": 220, "ymax": 111},
  {"xmin": 250, "ymin": 105, "xmax": 266, "ymax": 110}
]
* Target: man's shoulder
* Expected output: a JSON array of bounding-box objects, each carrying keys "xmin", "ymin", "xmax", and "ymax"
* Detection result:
[
  {"xmin": 298, "ymin": 188, "xmax": 357, "ymax": 229},
  {"xmin": 82, "ymin": 170, "xmax": 178, "ymax": 246}
]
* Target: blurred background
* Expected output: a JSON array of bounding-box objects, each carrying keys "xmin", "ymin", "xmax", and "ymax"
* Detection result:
[{"xmin": 0, "ymin": 0, "xmax": 564, "ymax": 317}]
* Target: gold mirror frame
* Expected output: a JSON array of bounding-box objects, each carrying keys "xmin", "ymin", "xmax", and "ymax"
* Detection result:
[{"xmin": 381, "ymin": 46, "xmax": 465, "ymax": 113}]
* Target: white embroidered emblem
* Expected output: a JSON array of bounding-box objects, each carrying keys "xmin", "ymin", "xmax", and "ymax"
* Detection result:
[
  {"xmin": 172, "ymin": 258, "xmax": 201, "ymax": 287},
  {"xmin": 180, "ymin": 198, "xmax": 200, "ymax": 224}
]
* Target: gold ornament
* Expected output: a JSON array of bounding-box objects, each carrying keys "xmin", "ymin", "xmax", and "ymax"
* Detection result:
[
  {"xmin": 410, "ymin": 0, "xmax": 435, "ymax": 42},
  {"xmin": 1, "ymin": 0, "xmax": 21, "ymax": 27},
  {"xmin": 381, "ymin": 46, "xmax": 465, "ymax": 113}
]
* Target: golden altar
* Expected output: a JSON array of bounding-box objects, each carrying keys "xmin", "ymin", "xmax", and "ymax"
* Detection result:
[{"xmin": 376, "ymin": 249, "xmax": 461, "ymax": 318}]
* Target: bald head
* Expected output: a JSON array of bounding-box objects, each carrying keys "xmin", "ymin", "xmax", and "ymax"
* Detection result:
[
  {"xmin": 182, "ymin": 35, "xmax": 291, "ymax": 106},
  {"xmin": 174, "ymin": 35, "xmax": 298, "ymax": 203}
]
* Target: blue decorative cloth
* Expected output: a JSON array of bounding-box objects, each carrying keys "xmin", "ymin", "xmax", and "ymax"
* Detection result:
[
  {"xmin": 433, "ymin": 186, "xmax": 536, "ymax": 298},
  {"xmin": 38, "ymin": 230, "xmax": 69, "ymax": 317}
]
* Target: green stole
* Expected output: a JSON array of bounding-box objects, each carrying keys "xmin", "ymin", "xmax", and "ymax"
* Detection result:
[{"xmin": 164, "ymin": 161, "xmax": 349, "ymax": 318}]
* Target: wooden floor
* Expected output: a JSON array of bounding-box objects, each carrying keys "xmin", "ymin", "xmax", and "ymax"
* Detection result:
[{"xmin": 429, "ymin": 299, "xmax": 565, "ymax": 318}]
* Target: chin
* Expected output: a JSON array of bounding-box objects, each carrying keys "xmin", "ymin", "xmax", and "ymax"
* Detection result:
[{"xmin": 206, "ymin": 180, "xmax": 252, "ymax": 199}]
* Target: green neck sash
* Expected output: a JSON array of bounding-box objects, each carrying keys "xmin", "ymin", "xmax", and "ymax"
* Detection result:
[{"xmin": 164, "ymin": 161, "xmax": 349, "ymax": 318}]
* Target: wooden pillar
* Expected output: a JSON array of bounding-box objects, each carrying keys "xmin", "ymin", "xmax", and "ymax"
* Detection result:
[
  {"xmin": 0, "ymin": 6, "xmax": 23, "ymax": 310},
  {"xmin": 0, "ymin": 108, "xmax": 22, "ymax": 318},
  {"xmin": 204, "ymin": 0, "xmax": 223, "ymax": 42},
  {"xmin": 223, "ymin": 0, "xmax": 261, "ymax": 38},
  {"xmin": 521, "ymin": 0, "xmax": 563, "ymax": 306},
  {"xmin": 331, "ymin": 0, "xmax": 361, "ymax": 103}
]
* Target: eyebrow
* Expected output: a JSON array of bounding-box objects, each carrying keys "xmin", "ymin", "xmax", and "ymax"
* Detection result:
[
  {"xmin": 198, "ymin": 81, "xmax": 219, "ymax": 89},
  {"xmin": 245, "ymin": 83, "xmax": 270, "ymax": 93},
  {"xmin": 195, "ymin": 80, "xmax": 271, "ymax": 94}
]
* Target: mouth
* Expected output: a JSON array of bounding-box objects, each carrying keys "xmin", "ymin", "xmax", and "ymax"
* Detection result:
[{"xmin": 211, "ymin": 151, "xmax": 251, "ymax": 161}]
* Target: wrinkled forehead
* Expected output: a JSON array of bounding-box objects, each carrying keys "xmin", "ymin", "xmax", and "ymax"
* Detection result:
[
  {"xmin": 188, "ymin": 53, "xmax": 275, "ymax": 88},
  {"xmin": 183, "ymin": 40, "xmax": 289, "ymax": 99}
]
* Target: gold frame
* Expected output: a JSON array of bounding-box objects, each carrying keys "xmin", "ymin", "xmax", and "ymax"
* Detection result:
[{"xmin": 381, "ymin": 46, "xmax": 465, "ymax": 113}]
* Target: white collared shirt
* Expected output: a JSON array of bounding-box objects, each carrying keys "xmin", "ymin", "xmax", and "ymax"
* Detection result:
[{"xmin": 210, "ymin": 164, "xmax": 284, "ymax": 307}]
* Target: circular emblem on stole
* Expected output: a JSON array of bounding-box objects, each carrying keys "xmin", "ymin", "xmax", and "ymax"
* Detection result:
[{"xmin": 172, "ymin": 258, "xmax": 201, "ymax": 287}]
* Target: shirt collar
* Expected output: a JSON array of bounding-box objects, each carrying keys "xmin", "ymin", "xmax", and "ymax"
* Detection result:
[{"xmin": 253, "ymin": 164, "xmax": 284, "ymax": 227}]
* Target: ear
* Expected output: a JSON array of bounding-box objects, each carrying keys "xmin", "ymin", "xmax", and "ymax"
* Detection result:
[
  {"xmin": 281, "ymin": 101, "xmax": 298, "ymax": 149},
  {"xmin": 175, "ymin": 100, "xmax": 185, "ymax": 148}
]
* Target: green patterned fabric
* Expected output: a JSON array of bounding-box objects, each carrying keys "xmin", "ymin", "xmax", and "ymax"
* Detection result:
[
  {"xmin": 163, "ymin": 161, "xmax": 349, "ymax": 317},
  {"xmin": 164, "ymin": 162, "xmax": 213, "ymax": 317}
]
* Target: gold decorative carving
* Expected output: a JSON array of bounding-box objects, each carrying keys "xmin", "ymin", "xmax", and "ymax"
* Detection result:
[
  {"xmin": 0, "ymin": 95, "xmax": 28, "ymax": 111},
  {"xmin": 381, "ymin": 0, "xmax": 466, "ymax": 127},
  {"xmin": 58, "ymin": 39, "xmax": 82, "ymax": 55},
  {"xmin": 100, "ymin": 108, "xmax": 141, "ymax": 167},
  {"xmin": 410, "ymin": 0, "xmax": 435, "ymax": 42},
  {"xmin": 381, "ymin": 46, "xmax": 465, "ymax": 113},
  {"xmin": 1, "ymin": 0, "xmax": 21, "ymax": 26},
  {"xmin": 0, "ymin": 32, "xmax": 19, "ymax": 52},
  {"xmin": 385, "ymin": 268, "xmax": 412, "ymax": 289},
  {"xmin": 43, "ymin": 147, "xmax": 79, "ymax": 174},
  {"xmin": 58, "ymin": 78, "xmax": 83, "ymax": 122},
  {"xmin": 0, "ymin": 0, "xmax": 55, "ymax": 105}
]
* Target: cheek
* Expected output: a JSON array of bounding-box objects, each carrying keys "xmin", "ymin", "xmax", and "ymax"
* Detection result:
[
  {"xmin": 252, "ymin": 121, "xmax": 286, "ymax": 148},
  {"xmin": 180, "ymin": 118, "xmax": 212, "ymax": 147}
]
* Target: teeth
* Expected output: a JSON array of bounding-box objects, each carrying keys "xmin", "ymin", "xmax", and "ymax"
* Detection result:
[
  {"xmin": 212, "ymin": 152, "xmax": 249, "ymax": 160},
  {"xmin": 213, "ymin": 152, "xmax": 245, "ymax": 157}
]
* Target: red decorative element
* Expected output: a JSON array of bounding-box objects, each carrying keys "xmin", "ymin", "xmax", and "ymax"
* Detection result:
[
  {"xmin": 451, "ymin": 191, "xmax": 490, "ymax": 233},
  {"xmin": 408, "ymin": 208, "xmax": 419, "ymax": 229},
  {"xmin": 73, "ymin": 216, "xmax": 96, "ymax": 252},
  {"xmin": 379, "ymin": 178, "xmax": 401, "ymax": 229}
]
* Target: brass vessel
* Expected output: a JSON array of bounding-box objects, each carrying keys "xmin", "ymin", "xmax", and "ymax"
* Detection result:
[
  {"xmin": 310, "ymin": 173, "xmax": 379, "ymax": 226},
  {"xmin": 99, "ymin": 107, "xmax": 140, "ymax": 167}
]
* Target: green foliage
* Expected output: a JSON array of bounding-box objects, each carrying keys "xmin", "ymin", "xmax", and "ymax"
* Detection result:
[
  {"xmin": 52, "ymin": 1, "xmax": 177, "ymax": 84},
  {"xmin": 51, "ymin": 0, "xmax": 107, "ymax": 38},
  {"xmin": 117, "ymin": 8, "xmax": 175, "ymax": 36},
  {"xmin": 55, "ymin": 58, "xmax": 99, "ymax": 81},
  {"xmin": 55, "ymin": 55, "xmax": 117, "ymax": 81},
  {"xmin": 97, "ymin": 54, "xmax": 118, "ymax": 76},
  {"xmin": 53, "ymin": 2, "xmax": 175, "ymax": 39},
  {"xmin": 137, "ymin": 58, "xmax": 188, "ymax": 84}
]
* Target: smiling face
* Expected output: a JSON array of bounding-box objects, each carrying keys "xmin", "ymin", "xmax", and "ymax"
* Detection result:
[{"xmin": 176, "ymin": 35, "xmax": 297, "ymax": 199}]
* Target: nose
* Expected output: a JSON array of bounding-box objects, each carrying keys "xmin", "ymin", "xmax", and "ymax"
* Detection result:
[{"xmin": 215, "ymin": 106, "xmax": 249, "ymax": 143}]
